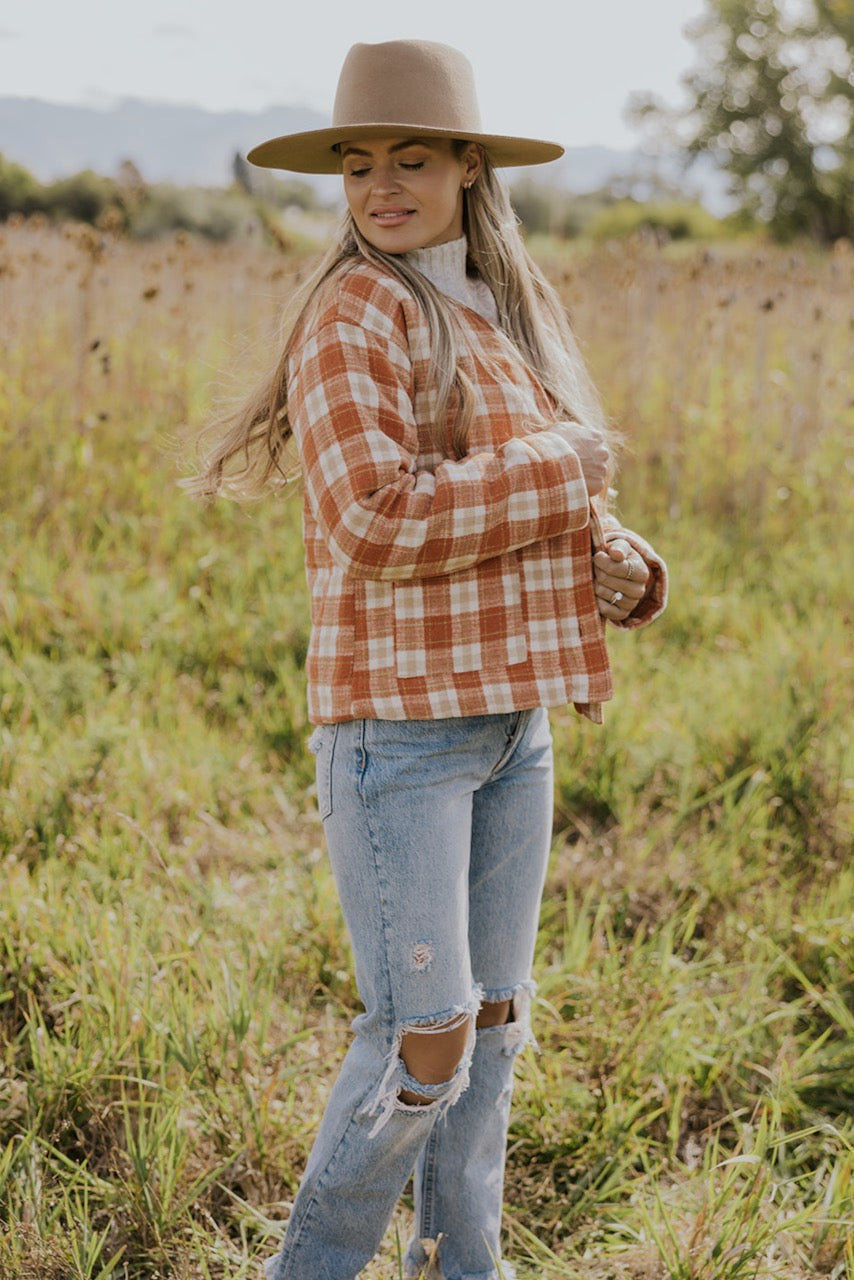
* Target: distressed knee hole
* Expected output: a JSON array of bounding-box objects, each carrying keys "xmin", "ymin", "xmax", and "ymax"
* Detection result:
[
  {"xmin": 476, "ymin": 999, "xmax": 512, "ymax": 1029},
  {"xmin": 364, "ymin": 990, "xmax": 482, "ymax": 1134},
  {"xmin": 477, "ymin": 984, "xmax": 539, "ymax": 1057},
  {"xmin": 399, "ymin": 1013, "xmax": 473, "ymax": 1105}
]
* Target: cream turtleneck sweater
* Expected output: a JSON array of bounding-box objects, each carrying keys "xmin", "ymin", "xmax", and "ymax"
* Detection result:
[{"xmin": 405, "ymin": 235, "xmax": 499, "ymax": 325}]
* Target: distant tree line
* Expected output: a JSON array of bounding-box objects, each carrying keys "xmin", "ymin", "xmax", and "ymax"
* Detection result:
[
  {"xmin": 0, "ymin": 147, "xmax": 728, "ymax": 244},
  {"xmin": 0, "ymin": 152, "xmax": 330, "ymax": 242},
  {"xmin": 0, "ymin": 153, "xmax": 122, "ymax": 225},
  {"xmin": 509, "ymin": 174, "xmax": 728, "ymax": 242}
]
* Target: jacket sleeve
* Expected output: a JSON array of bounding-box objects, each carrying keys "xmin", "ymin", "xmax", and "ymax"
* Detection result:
[{"xmin": 287, "ymin": 284, "xmax": 591, "ymax": 582}]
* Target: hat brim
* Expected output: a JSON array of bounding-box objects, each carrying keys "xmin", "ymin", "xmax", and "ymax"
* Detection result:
[{"xmin": 247, "ymin": 124, "xmax": 564, "ymax": 173}]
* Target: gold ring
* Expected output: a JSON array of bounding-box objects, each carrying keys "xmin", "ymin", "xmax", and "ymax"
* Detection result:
[{"xmin": 625, "ymin": 561, "xmax": 634, "ymax": 581}]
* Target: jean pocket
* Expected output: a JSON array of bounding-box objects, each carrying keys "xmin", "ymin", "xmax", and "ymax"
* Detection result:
[{"xmin": 308, "ymin": 724, "xmax": 338, "ymax": 821}]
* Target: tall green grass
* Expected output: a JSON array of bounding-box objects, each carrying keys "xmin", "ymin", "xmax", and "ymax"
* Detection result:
[{"xmin": 1, "ymin": 222, "xmax": 852, "ymax": 1278}]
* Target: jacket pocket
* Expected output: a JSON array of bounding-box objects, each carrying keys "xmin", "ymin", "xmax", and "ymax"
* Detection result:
[{"xmin": 392, "ymin": 556, "xmax": 528, "ymax": 681}]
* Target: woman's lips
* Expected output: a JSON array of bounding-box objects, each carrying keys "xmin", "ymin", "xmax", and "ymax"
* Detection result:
[{"xmin": 370, "ymin": 208, "xmax": 415, "ymax": 226}]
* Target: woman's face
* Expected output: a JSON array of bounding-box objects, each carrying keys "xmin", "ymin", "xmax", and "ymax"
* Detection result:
[{"xmin": 340, "ymin": 136, "xmax": 481, "ymax": 254}]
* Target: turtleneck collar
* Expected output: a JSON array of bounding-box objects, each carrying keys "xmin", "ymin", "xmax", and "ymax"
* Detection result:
[{"xmin": 404, "ymin": 236, "xmax": 499, "ymax": 325}]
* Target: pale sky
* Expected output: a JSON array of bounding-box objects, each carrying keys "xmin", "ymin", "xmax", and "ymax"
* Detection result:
[{"xmin": 0, "ymin": 0, "xmax": 705, "ymax": 149}]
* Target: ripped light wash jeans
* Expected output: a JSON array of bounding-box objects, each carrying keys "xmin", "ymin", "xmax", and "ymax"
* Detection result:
[{"xmin": 264, "ymin": 709, "xmax": 554, "ymax": 1280}]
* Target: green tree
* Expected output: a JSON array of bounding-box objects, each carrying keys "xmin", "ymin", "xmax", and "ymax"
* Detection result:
[
  {"xmin": 0, "ymin": 153, "xmax": 43, "ymax": 219},
  {"xmin": 630, "ymin": 0, "xmax": 853, "ymax": 242}
]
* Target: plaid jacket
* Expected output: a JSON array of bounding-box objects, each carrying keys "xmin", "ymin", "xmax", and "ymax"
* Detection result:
[{"xmin": 287, "ymin": 259, "xmax": 666, "ymax": 724}]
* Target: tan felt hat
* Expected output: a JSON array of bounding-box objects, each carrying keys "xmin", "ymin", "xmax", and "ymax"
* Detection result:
[{"xmin": 247, "ymin": 40, "xmax": 564, "ymax": 173}]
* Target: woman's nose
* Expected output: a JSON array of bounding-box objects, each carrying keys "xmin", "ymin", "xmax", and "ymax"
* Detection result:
[{"xmin": 371, "ymin": 165, "xmax": 400, "ymax": 194}]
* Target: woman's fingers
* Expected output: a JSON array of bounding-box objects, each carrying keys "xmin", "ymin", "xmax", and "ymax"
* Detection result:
[
  {"xmin": 593, "ymin": 544, "xmax": 649, "ymax": 621},
  {"xmin": 593, "ymin": 551, "xmax": 647, "ymax": 599}
]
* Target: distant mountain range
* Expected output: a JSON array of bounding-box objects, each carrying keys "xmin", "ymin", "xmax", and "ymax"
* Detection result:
[
  {"xmin": 0, "ymin": 98, "xmax": 329, "ymax": 187},
  {"xmin": 0, "ymin": 96, "xmax": 726, "ymax": 208}
]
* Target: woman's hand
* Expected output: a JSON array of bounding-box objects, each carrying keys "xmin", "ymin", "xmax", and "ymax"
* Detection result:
[
  {"xmin": 553, "ymin": 422, "xmax": 610, "ymax": 496},
  {"xmin": 593, "ymin": 536, "xmax": 649, "ymax": 622},
  {"xmin": 575, "ymin": 428, "xmax": 610, "ymax": 496}
]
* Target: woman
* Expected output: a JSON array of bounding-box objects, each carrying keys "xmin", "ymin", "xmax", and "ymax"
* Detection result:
[{"xmin": 192, "ymin": 39, "xmax": 667, "ymax": 1280}]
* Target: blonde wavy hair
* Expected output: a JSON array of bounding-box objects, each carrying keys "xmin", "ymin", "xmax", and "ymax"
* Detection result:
[{"xmin": 188, "ymin": 148, "xmax": 615, "ymax": 499}]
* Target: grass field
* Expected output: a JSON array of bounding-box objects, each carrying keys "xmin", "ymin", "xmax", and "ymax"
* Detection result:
[{"xmin": 1, "ymin": 219, "xmax": 852, "ymax": 1280}]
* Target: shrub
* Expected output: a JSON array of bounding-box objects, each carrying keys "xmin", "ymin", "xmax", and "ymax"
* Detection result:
[
  {"xmin": 0, "ymin": 152, "xmax": 44, "ymax": 219},
  {"xmin": 129, "ymin": 185, "xmax": 262, "ymax": 241},
  {"xmin": 587, "ymin": 198, "xmax": 724, "ymax": 241},
  {"xmin": 42, "ymin": 169, "xmax": 123, "ymax": 225}
]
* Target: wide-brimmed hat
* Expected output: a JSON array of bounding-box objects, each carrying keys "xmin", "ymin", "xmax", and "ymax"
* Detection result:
[{"xmin": 247, "ymin": 40, "xmax": 564, "ymax": 173}]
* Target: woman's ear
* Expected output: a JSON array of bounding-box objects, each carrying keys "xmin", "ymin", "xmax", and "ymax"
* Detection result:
[{"xmin": 462, "ymin": 143, "xmax": 484, "ymax": 187}]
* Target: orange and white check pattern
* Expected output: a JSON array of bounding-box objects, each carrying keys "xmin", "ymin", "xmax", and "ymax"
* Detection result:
[{"xmin": 287, "ymin": 260, "xmax": 665, "ymax": 723}]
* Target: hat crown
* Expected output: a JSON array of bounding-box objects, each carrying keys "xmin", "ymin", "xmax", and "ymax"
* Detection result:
[
  {"xmin": 332, "ymin": 40, "xmax": 483, "ymax": 135},
  {"xmin": 246, "ymin": 39, "xmax": 563, "ymax": 173}
]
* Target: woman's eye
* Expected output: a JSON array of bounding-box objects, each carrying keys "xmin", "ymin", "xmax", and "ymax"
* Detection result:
[
  {"xmin": 400, "ymin": 162, "xmax": 424, "ymax": 171},
  {"xmin": 347, "ymin": 168, "xmax": 370, "ymax": 178}
]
